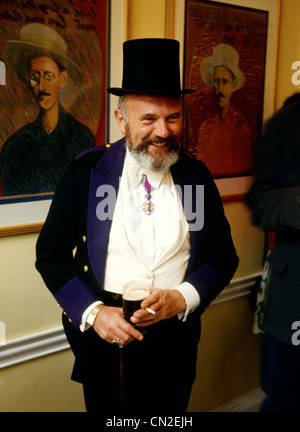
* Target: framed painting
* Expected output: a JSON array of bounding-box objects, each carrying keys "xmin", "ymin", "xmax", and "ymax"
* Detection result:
[
  {"xmin": 173, "ymin": 0, "xmax": 280, "ymax": 199},
  {"xmin": 0, "ymin": 0, "xmax": 117, "ymax": 235},
  {"xmin": 184, "ymin": 0, "xmax": 269, "ymax": 179}
]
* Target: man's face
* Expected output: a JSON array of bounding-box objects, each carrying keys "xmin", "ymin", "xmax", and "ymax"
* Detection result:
[
  {"xmin": 29, "ymin": 56, "xmax": 67, "ymax": 112},
  {"xmin": 115, "ymin": 94, "xmax": 183, "ymax": 172},
  {"xmin": 213, "ymin": 66, "xmax": 236, "ymax": 110}
]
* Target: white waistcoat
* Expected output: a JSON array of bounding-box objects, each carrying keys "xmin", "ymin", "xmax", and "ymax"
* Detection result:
[{"xmin": 103, "ymin": 150, "xmax": 190, "ymax": 293}]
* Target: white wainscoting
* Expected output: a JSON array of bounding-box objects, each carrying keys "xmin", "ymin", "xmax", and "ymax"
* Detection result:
[{"xmin": 0, "ymin": 326, "xmax": 69, "ymax": 369}]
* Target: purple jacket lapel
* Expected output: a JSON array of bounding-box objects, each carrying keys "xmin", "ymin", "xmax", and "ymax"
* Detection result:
[{"xmin": 87, "ymin": 138, "xmax": 126, "ymax": 286}]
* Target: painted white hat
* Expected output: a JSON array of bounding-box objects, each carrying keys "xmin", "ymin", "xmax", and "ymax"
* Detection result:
[
  {"xmin": 200, "ymin": 43, "xmax": 245, "ymax": 89},
  {"xmin": 2, "ymin": 23, "xmax": 82, "ymax": 86}
]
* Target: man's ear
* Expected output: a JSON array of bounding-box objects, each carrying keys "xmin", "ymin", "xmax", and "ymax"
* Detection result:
[
  {"xmin": 59, "ymin": 70, "xmax": 68, "ymax": 89},
  {"xmin": 114, "ymin": 108, "xmax": 126, "ymax": 136}
]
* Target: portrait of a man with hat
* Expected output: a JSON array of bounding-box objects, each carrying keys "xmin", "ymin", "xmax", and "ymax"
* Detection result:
[
  {"xmin": 197, "ymin": 43, "xmax": 252, "ymax": 177},
  {"xmin": 0, "ymin": 23, "xmax": 95, "ymax": 196}
]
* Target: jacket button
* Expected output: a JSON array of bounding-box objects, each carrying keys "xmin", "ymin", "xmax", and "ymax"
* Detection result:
[
  {"xmin": 82, "ymin": 236, "xmax": 87, "ymax": 243},
  {"xmin": 83, "ymin": 265, "xmax": 88, "ymax": 272},
  {"xmin": 106, "ymin": 143, "xmax": 111, "ymax": 148}
]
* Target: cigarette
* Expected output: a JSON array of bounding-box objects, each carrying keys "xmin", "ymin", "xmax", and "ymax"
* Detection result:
[{"xmin": 145, "ymin": 307, "xmax": 156, "ymax": 315}]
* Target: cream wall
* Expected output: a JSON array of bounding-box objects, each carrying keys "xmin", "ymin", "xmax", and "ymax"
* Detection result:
[
  {"xmin": 0, "ymin": 233, "xmax": 61, "ymax": 341},
  {"xmin": 275, "ymin": 0, "xmax": 300, "ymax": 109},
  {"xmin": 0, "ymin": 350, "xmax": 85, "ymax": 412},
  {"xmin": 126, "ymin": 0, "xmax": 166, "ymax": 39},
  {"xmin": 1, "ymin": 0, "xmax": 297, "ymax": 412}
]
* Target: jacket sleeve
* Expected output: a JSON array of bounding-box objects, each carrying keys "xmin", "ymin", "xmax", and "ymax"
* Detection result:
[
  {"xmin": 246, "ymin": 112, "xmax": 300, "ymax": 233},
  {"xmin": 35, "ymin": 159, "xmax": 100, "ymax": 327}
]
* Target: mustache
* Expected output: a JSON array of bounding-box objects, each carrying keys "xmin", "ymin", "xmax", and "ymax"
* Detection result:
[
  {"xmin": 37, "ymin": 91, "xmax": 51, "ymax": 98},
  {"xmin": 134, "ymin": 136, "xmax": 180, "ymax": 154}
]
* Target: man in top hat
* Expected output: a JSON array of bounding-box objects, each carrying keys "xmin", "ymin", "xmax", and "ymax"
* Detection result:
[
  {"xmin": 0, "ymin": 23, "xmax": 94, "ymax": 196},
  {"xmin": 197, "ymin": 43, "xmax": 251, "ymax": 177},
  {"xmin": 36, "ymin": 38, "xmax": 238, "ymax": 412}
]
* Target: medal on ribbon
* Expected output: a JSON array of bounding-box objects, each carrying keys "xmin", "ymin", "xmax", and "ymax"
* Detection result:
[{"xmin": 142, "ymin": 175, "xmax": 155, "ymax": 215}]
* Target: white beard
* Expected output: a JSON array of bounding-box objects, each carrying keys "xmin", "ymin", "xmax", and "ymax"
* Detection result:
[{"xmin": 128, "ymin": 144, "xmax": 179, "ymax": 172}]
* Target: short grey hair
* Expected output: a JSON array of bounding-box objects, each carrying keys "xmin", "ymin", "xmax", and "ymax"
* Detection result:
[{"xmin": 118, "ymin": 95, "xmax": 129, "ymax": 124}]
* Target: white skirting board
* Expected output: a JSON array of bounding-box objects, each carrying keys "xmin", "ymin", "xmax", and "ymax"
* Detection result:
[
  {"xmin": 0, "ymin": 272, "xmax": 261, "ymax": 370},
  {"xmin": 0, "ymin": 326, "xmax": 69, "ymax": 369},
  {"xmin": 211, "ymin": 388, "xmax": 265, "ymax": 412}
]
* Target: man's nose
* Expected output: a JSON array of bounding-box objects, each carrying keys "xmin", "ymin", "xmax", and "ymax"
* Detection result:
[
  {"xmin": 214, "ymin": 81, "xmax": 221, "ymax": 92},
  {"xmin": 155, "ymin": 119, "xmax": 170, "ymax": 138},
  {"xmin": 38, "ymin": 76, "xmax": 48, "ymax": 91}
]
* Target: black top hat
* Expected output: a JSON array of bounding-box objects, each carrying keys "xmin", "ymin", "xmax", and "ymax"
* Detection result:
[{"xmin": 107, "ymin": 38, "xmax": 194, "ymax": 96}]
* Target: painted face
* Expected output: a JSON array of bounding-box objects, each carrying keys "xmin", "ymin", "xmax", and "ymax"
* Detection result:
[
  {"xmin": 213, "ymin": 66, "xmax": 236, "ymax": 110},
  {"xmin": 116, "ymin": 94, "xmax": 183, "ymax": 171},
  {"xmin": 29, "ymin": 56, "xmax": 67, "ymax": 112}
]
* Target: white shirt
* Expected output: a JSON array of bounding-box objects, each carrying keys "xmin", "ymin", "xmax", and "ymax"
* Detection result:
[{"xmin": 81, "ymin": 149, "xmax": 200, "ymax": 330}]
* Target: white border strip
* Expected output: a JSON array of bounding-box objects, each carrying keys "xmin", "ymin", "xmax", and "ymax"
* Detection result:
[
  {"xmin": 214, "ymin": 272, "xmax": 261, "ymax": 305},
  {"xmin": 0, "ymin": 327, "xmax": 69, "ymax": 369},
  {"xmin": 0, "ymin": 273, "xmax": 261, "ymax": 370},
  {"xmin": 211, "ymin": 387, "xmax": 265, "ymax": 412}
]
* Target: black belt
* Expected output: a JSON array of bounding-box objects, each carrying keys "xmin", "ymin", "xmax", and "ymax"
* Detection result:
[{"xmin": 100, "ymin": 290, "xmax": 123, "ymax": 307}]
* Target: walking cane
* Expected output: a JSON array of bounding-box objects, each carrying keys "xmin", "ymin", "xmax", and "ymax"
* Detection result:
[{"xmin": 119, "ymin": 344, "xmax": 125, "ymax": 412}]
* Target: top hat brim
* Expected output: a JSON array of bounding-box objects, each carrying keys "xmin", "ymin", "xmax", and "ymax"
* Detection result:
[
  {"xmin": 2, "ymin": 41, "xmax": 82, "ymax": 87},
  {"xmin": 107, "ymin": 87, "xmax": 195, "ymax": 96}
]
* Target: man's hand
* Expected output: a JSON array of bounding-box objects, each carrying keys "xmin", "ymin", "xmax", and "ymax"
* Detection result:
[
  {"xmin": 130, "ymin": 288, "xmax": 187, "ymax": 327},
  {"xmin": 92, "ymin": 306, "xmax": 144, "ymax": 346}
]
